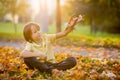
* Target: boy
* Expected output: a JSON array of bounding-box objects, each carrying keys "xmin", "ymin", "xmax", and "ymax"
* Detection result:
[{"xmin": 20, "ymin": 15, "xmax": 82, "ymax": 74}]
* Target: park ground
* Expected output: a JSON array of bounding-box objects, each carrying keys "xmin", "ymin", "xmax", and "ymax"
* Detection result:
[{"xmin": 0, "ymin": 22, "xmax": 120, "ymax": 79}]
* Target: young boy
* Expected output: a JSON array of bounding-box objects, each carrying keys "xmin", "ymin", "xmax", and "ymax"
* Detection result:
[{"xmin": 20, "ymin": 15, "xmax": 82, "ymax": 74}]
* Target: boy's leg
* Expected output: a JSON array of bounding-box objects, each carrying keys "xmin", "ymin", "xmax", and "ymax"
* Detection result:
[
  {"xmin": 24, "ymin": 57, "xmax": 35, "ymax": 70},
  {"xmin": 24, "ymin": 57, "xmax": 52, "ymax": 73},
  {"xmin": 53, "ymin": 57, "xmax": 77, "ymax": 71},
  {"xmin": 24, "ymin": 57, "xmax": 77, "ymax": 73}
]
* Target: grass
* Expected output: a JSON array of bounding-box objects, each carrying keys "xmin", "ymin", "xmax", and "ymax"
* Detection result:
[
  {"xmin": 48, "ymin": 23, "xmax": 90, "ymax": 35},
  {"xmin": 0, "ymin": 22, "xmax": 25, "ymax": 40},
  {"xmin": 0, "ymin": 22, "xmax": 120, "ymax": 48},
  {"xmin": 48, "ymin": 23, "xmax": 120, "ymax": 48},
  {"xmin": 0, "ymin": 22, "xmax": 24, "ymax": 33},
  {"xmin": 0, "ymin": 22, "xmax": 120, "ymax": 38}
]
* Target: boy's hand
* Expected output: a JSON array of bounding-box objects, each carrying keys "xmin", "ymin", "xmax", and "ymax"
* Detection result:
[
  {"xmin": 67, "ymin": 16, "xmax": 78, "ymax": 27},
  {"xmin": 56, "ymin": 14, "xmax": 83, "ymax": 39},
  {"xmin": 65, "ymin": 15, "xmax": 83, "ymax": 31},
  {"xmin": 41, "ymin": 55, "xmax": 47, "ymax": 60},
  {"xmin": 77, "ymin": 15, "xmax": 83, "ymax": 23}
]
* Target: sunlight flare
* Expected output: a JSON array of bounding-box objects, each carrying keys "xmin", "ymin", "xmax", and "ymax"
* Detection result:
[{"xmin": 29, "ymin": 0, "xmax": 66, "ymax": 15}]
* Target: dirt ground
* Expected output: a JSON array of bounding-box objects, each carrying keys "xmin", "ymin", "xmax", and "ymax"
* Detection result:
[{"xmin": 0, "ymin": 40, "xmax": 120, "ymax": 60}]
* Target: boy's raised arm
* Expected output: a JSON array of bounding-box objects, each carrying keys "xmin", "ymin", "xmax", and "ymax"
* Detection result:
[{"xmin": 56, "ymin": 15, "xmax": 83, "ymax": 39}]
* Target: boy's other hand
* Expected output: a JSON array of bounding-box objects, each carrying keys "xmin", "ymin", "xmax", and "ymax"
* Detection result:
[{"xmin": 52, "ymin": 69, "xmax": 64, "ymax": 77}]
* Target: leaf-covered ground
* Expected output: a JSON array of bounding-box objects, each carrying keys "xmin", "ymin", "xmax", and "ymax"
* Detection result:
[
  {"xmin": 53, "ymin": 45, "xmax": 120, "ymax": 60},
  {"xmin": 0, "ymin": 46, "xmax": 120, "ymax": 80}
]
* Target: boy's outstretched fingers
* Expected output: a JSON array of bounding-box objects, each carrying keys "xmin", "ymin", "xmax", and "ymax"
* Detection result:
[
  {"xmin": 65, "ymin": 15, "xmax": 82, "ymax": 31},
  {"xmin": 68, "ymin": 17, "xmax": 78, "ymax": 27},
  {"xmin": 77, "ymin": 15, "xmax": 83, "ymax": 23}
]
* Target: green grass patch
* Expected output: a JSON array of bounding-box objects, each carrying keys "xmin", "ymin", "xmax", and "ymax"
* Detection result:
[
  {"xmin": 0, "ymin": 22, "xmax": 25, "ymax": 40},
  {"xmin": 0, "ymin": 22, "xmax": 120, "ymax": 48},
  {"xmin": 0, "ymin": 22, "xmax": 24, "ymax": 33}
]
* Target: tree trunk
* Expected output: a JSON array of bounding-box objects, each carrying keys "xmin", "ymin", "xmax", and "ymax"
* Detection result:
[
  {"xmin": 90, "ymin": 17, "xmax": 97, "ymax": 34},
  {"xmin": 14, "ymin": 22, "xmax": 17, "ymax": 34},
  {"xmin": 37, "ymin": 0, "xmax": 49, "ymax": 32},
  {"xmin": 56, "ymin": 0, "xmax": 61, "ymax": 33},
  {"xmin": 12, "ymin": 15, "xmax": 17, "ymax": 34}
]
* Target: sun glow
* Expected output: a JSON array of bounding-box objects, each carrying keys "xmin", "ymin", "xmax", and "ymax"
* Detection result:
[
  {"xmin": 30, "ymin": 0, "xmax": 65, "ymax": 15},
  {"xmin": 29, "ymin": 0, "xmax": 40, "ymax": 15}
]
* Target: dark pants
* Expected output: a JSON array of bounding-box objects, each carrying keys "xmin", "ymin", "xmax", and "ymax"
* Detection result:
[{"xmin": 24, "ymin": 57, "xmax": 77, "ymax": 73}]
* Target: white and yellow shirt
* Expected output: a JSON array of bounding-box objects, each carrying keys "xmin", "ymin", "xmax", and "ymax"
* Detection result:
[{"xmin": 24, "ymin": 34, "xmax": 56, "ymax": 62}]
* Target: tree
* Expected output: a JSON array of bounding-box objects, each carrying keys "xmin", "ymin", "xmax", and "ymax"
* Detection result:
[
  {"xmin": 0, "ymin": 0, "xmax": 8, "ymax": 18},
  {"xmin": 7, "ymin": 0, "xmax": 29, "ymax": 33},
  {"xmin": 56, "ymin": 0, "xmax": 61, "ymax": 33},
  {"xmin": 40, "ymin": 0, "xmax": 49, "ymax": 32},
  {"xmin": 0, "ymin": 0, "xmax": 29, "ymax": 33},
  {"xmin": 62, "ymin": 0, "xmax": 120, "ymax": 33}
]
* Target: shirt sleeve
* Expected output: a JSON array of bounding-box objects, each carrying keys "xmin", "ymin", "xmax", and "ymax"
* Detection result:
[{"xmin": 46, "ymin": 34, "xmax": 56, "ymax": 43}]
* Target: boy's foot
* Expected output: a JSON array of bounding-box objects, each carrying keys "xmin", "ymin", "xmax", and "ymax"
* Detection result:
[{"xmin": 52, "ymin": 69, "xmax": 64, "ymax": 77}]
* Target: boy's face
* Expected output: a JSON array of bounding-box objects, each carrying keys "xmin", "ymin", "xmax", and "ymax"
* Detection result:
[{"xmin": 31, "ymin": 25, "xmax": 42, "ymax": 43}]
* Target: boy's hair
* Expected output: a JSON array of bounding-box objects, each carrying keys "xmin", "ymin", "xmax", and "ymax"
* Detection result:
[{"xmin": 23, "ymin": 22, "xmax": 40, "ymax": 43}]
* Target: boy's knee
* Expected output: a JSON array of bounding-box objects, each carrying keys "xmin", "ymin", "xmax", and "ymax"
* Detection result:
[{"xmin": 67, "ymin": 57, "xmax": 77, "ymax": 66}]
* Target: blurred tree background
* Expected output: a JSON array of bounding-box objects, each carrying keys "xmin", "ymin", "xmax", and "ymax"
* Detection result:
[
  {"xmin": 0, "ymin": 0, "xmax": 120, "ymax": 44},
  {"xmin": 0, "ymin": 0, "xmax": 29, "ymax": 33},
  {"xmin": 0, "ymin": 0, "xmax": 120, "ymax": 34},
  {"xmin": 0, "ymin": 0, "xmax": 120, "ymax": 33},
  {"xmin": 62, "ymin": 0, "xmax": 120, "ymax": 34}
]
